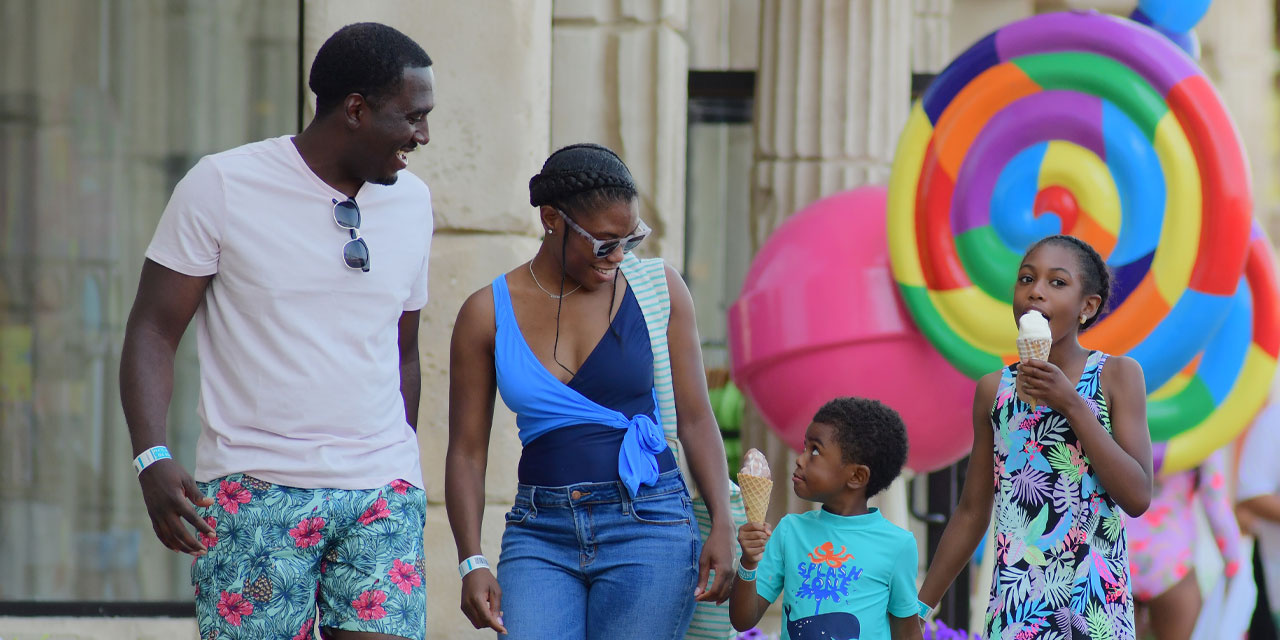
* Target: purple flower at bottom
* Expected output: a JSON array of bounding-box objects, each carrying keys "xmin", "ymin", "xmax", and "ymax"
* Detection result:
[
  {"xmin": 735, "ymin": 629, "xmax": 767, "ymax": 640},
  {"xmin": 924, "ymin": 619, "xmax": 980, "ymax": 640}
]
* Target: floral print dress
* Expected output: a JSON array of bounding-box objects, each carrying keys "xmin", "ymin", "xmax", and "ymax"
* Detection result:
[{"xmin": 986, "ymin": 351, "xmax": 1135, "ymax": 640}]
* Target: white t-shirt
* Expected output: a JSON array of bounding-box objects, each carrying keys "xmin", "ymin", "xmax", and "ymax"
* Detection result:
[
  {"xmin": 1239, "ymin": 402, "xmax": 1280, "ymax": 615},
  {"xmin": 146, "ymin": 135, "xmax": 432, "ymax": 490}
]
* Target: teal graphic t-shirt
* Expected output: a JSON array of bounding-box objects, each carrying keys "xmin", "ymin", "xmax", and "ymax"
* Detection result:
[{"xmin": 756, "ymin": 507, "xmax": 919, "ymax": 640}]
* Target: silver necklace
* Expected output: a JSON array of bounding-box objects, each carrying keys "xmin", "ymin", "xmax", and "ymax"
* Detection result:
[{"xmin": 528, "ymin": 260, "xmax": 581, "ymax": 299}]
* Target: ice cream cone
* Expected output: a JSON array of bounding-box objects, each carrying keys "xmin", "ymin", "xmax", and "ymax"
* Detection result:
[
  {"xmin": 738, "ymin": 473, "xmax": 773, "ymax": 524},
  {"xmin": 738, "ymin": 448, "xmax": 773, "ymax": 523},
  {"xmin": 1017, "ymin": 336, "xmax": 1052, "ymax": 408}
]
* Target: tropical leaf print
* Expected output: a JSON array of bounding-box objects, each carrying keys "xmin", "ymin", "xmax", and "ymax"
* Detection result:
[
  {"xmin": 1086, "ymin": 601, "xmax": 1116, "ymax": 640},
  {"xmin": 1045, "ymin": 443, "xmax": 1082, "ymax": 483},
  {"xmin": 1052, "ymin": 473, "xmax": 1081, "ymax": 516},
  {"xmin": 1011, "ymin": 467, "xmax": 1051, "ymax": 506},
  {"xmin": 1025, "ymin": 505, "xmax": 1050, "ymax": 543},
  {"xmin": 1031, "ymin": 413, "xmax": 1069, "ymax": 447},
  {"xmin": 986, "ymin": 352, "xmax": 1133, "ymax": 640},
  {"xmin": 1001, "ymin": 566, "xmax": 1034, "ymax": 611},
  {"xmin": 1101, "ymin": 512, "xmax": 1124, "ymax": 542},
  {"xmin": 1023, "ymin": 546, "xmax": 1048, "ymax": 567},
  {"xmin": 1042, "ymin": 562, "xmax": 1073, "ymax": 609},
  {"xmin": 997, "ymin": 499, "xmax": 1031, "ymax": 539}
]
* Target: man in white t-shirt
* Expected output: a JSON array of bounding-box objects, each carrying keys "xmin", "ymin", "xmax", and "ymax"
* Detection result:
[
  {"xmin": 120, "ymin": 22, "xmax": 435, "ymax": 640},
  {"xmin": 1239, "ymin": 401, "xmax": 1280, "ymax": 634}
]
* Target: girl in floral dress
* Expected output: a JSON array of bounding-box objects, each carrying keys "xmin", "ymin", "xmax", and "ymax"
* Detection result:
[{"xmin": 917, "ymin": 235, "xmax": 1154, "ymax": 639}]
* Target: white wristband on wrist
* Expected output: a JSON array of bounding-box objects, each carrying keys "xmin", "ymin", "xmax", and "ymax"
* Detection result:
[
  {"xmin": 132, "ymin": 445, "xmax": 172, "ymax": 475},
  {"xmin": 458, "ymin": 555, "xmax": 490, "ymax": 578},
  {"xmin": 736, "ymin": 564, "xmax": 757, "ymax": 581}
]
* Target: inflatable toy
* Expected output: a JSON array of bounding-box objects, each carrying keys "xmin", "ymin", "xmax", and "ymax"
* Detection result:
[
  {"xmin": 1129, "ymin": 8, "xmax": 1200, "ymax": 60},
  {"xmin": 1137, "ymin": 0, "xmax": 1211, "ymax": 33},
  {"xmin": 887, "ymin": 11, "xmax": 1260, "ymax": 473},
  {"xmin": 729, "ymin": 187, "xmax": 975, "ymax": 473}
]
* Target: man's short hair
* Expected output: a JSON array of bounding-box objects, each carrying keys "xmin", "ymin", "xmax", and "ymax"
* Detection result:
[{"xmin": 309, "ymin": 22, "xmax": 432, "ymax": 116}]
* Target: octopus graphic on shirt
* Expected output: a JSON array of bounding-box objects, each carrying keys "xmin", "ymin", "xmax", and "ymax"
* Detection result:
[{"xmin": 755, "ymin": 508, "xmax": 919, "ymax": 640}]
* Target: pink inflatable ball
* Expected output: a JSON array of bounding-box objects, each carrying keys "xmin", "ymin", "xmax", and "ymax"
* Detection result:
[{"xmin": 728, "ymin": 186, "xmax": 975, "ymax": 473}]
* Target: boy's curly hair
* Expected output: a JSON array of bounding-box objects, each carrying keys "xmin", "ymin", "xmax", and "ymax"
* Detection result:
[{"xmin": 812, "ymin": 397, "xmax": 908, "ymax": 497}]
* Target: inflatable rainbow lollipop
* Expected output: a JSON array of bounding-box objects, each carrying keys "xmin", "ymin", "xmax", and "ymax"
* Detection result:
[{"xmin": 887, "ymin": 10, "xmax": 1274, "ymax": 473}]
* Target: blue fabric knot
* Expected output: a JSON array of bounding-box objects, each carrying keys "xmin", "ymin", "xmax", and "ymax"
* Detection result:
[{"xmin": 619, "ymin": 411, "xmax": 667, "ymax": 497}]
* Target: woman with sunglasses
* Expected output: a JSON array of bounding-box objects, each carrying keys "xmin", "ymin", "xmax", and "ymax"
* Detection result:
[{"xmin": 445, "ymin": 143, "xmax": 735, "ymax": 639}]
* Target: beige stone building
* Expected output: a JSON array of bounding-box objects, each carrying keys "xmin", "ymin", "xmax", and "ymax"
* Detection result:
[{"xmin": 0, "ymin": 0, "xmax": 1275, "ymax": 638}]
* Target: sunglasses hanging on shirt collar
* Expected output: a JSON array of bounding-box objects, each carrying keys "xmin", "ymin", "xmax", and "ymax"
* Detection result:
[{"xmin": 332, "ymin": 197, "xmax": 370, "ymax": 272}]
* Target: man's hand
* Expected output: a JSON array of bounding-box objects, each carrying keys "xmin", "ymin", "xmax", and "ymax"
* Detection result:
[
  {"xmin": 460, "ymin": 569, "xmax": 506, "ymax": 633},
  {"xmin": 138, "ymin": 459, "xmax": 216, "ymax": 555}
]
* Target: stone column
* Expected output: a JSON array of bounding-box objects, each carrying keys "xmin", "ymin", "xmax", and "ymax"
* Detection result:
[
  {"xmin": 746, "ymin": 0, "xmax": 914, "ymax": 522},
  {"xmin": 304, "ymin": 3, "xmax": 550, "ymax": 638},
  {"xmin": 913, "ymin": 0, "xmax": 953, "ymax": 73},
  {"xmin": 550, "ymin": 0, "xmax": 690, "ymax": 268},
  {"xmin": 1196, "ymin": 0, "xmax": 1280, "ymax": 232}
]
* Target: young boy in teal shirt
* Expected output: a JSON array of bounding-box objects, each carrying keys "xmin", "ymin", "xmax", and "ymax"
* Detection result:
[{"xmin": 730, "ymin": 397, "xmax": 923, "ymax": 640}]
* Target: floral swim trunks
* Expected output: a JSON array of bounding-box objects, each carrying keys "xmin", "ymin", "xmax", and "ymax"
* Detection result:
[{"xmin": 192, "ymin": 474, "xmax": 427, "ymax": 640}]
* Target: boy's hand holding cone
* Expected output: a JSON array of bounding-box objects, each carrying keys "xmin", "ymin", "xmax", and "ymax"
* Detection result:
[{"xmin": 736, "ymin": 448, "xmax": 774, "ymax": 570}]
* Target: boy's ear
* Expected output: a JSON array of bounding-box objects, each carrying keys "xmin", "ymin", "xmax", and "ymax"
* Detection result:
[{"xmin": 846, "ymin": 463, "xmax": 870, "ymax": 491}]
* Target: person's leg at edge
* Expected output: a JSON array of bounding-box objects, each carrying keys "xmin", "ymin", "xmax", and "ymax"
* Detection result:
[{"xmin": 1146, "ymin": 570, "xmax": 1200, "ymax": 640}]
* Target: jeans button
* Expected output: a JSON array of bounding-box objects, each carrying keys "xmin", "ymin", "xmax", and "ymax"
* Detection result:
[{"xmin": 570, "ymin": 490, "xmax": 583, "ymax": 500}]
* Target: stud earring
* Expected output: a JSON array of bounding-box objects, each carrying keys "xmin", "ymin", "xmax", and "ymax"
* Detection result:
[
  {"xmin": 546, "ymin": 228, "xmax": 553, "ymax": 235},
  {"xmin": 1080, "ymin": 314, "xmax": 1087, "ymax": 325}
]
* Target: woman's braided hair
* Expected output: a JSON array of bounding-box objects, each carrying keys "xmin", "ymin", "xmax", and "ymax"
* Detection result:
[
  {"xmin": 1024, "ymin": 234, "xmax": 1113, "ymax": 330},
  {"xmin": 529, "ymin": 143, "xmax": 639, "ymax": 377},
  {"xmin": 529, "ymin": 143, "xmax": 637, "ymax": 216}
]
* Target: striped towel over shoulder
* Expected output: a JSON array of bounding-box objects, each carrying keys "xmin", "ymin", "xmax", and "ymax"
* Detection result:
[{"xmin": 621, "ymin": 253, "xmax": 748, "ymax": 640}]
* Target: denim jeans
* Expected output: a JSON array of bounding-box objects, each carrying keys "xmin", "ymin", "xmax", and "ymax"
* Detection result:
[{"xmin": 496, "ymin": 468, "xmax": 702, "ymax": 639}]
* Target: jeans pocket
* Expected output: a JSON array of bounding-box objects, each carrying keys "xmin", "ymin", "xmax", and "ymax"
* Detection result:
[
  {"xmin": 629, "ymin": 492, "xmax": 691, "ymax": 526},
  {"xmin": 504, "ymin": 501, "xmax": 533, "ymax": 525}
]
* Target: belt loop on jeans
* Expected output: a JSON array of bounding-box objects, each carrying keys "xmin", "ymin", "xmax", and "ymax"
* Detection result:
[
  {"xmin": 528, "ymin": 486, "xmax": 537, "ymax": 518},
  {"xmin": 619, "ymin": 479, "xmax": 633, "ymax": 515}
]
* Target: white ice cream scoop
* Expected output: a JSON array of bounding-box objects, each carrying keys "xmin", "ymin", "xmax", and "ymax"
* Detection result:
[{"xmin": 1018, "ymin": 310, "xmax": 1051, "ymax": 341}]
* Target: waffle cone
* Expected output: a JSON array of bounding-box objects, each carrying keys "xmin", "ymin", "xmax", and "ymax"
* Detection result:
[
  {"xmin": 738, "ymin": 473, "xmax": 773, "ymax": 524},
  {"xmin": 1017, "ymin": 337, "xmax": 1052, "ymax": 408}
]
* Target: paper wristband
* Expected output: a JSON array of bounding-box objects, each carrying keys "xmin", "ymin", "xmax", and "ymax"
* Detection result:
[
  {"xmin": 132, "ymin": 445, "xmax": 172, "ymax": 475},
  {"xmin": 458, "ymin": 555, "xmax": 490, "ymax": 578},
  {"xmin": 918, "ymin": 600, "xmax": 935, "ymax": 620}
]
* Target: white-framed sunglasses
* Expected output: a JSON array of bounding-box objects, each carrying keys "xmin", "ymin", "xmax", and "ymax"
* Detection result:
[{"xmin": 557, "ymin": 209, "xmax": 651, "ymax": 258}]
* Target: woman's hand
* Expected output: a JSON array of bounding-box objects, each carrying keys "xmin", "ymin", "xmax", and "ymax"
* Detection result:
[
  {"xmin": 695, "ymin": 520, "xmax": 737, "ymax": 603},
  {"xmin": 1018, "ymin": 359, "xmax": 1086, "ymax": 414},
  {"xmin": 460, "ymin": 569, "xmax": 506, "ymax": 633}
]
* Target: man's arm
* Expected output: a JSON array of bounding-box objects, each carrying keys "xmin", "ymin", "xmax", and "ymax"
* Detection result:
[
  {"xmin": 398, "ymin": 310, "xmax": 422, "ymax": 431},
  {"xmin": 1239, "ymin": 495, "xmax": 1280, "ymax": 525},
  {"xmin": 119, "ymin": 259, "xmax": 217, "ymax": 555}
]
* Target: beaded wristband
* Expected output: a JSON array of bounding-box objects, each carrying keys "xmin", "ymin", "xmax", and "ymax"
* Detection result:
[
  {"xmin": 132, "ymin": 445, "xmax": 172, "ymax": 475},
  {"xmin": 458, "ymin": 555, "xmax": 490, "ymax": 579}
]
